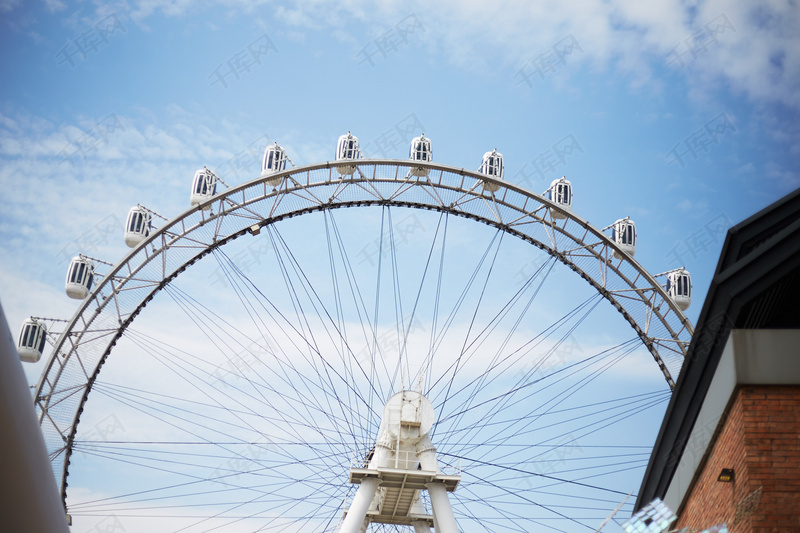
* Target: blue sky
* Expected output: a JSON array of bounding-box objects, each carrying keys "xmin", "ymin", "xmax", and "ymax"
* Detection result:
[{"xmin": 1, "ymin": 0, "xmax": 798, "ymax": 532}]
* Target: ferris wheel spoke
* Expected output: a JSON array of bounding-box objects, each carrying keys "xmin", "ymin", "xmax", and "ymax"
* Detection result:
[
  {"xmin": 426, "ymin": 227, "xmax": 506, "ymax": 419},
  {"xmin": 258, "ymin": 224, "xmax": 389, "ymax": 452},
  {"xmin": 456, "ymin": 467, "xmax": 594, "ymax": 531},
  {"xmin": 123, "ymin": 325, "xmax": 347, "ymax": 449},
  {"xmin": 433, "ymin": 336, "xmax": 627, "ymax": 455},
  {"xmin": 433, "ymin": 268, "xmax": 593, "ymax": 448},
  {"xmin": 199, "ymin": 250, "xmax": 379, "ymax": 445},
  {"xmin": 322, "ymin": 211, "xmax": 368, "ymax": 447}
]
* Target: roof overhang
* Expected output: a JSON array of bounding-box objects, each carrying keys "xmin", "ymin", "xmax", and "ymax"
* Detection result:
[{"xmin": 635, "ymin": 187, "xmax": 800, "ymax": 512}]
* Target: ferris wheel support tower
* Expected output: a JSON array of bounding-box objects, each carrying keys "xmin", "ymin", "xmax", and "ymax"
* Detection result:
[{"xmin": 340, "ymin": 390, "xmax": 460, "ymax": 532}]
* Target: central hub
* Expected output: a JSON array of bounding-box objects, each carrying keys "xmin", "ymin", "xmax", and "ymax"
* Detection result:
[{"xmin": 371, "ymin": 391, "xmax": 436, "ymax": 472}]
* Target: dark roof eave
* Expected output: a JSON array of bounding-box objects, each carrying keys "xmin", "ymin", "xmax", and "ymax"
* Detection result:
[{"xmin": 634, "ymin": 188, "xmax": 800, "ymax": 511}]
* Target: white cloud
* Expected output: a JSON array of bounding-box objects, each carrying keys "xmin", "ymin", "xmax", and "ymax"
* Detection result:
[
  {"xmin": 0, "ymin": 0, "xmax": 20, "ymax": 12},
  {"xmin": 102, "ymin": 0, "xmax": 800, "ymax": 110}
]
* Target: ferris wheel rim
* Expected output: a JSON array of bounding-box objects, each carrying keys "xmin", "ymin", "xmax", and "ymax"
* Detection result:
[{"xmin": 33, "ymin": 159, "xmax": 693, "ymax": 512}]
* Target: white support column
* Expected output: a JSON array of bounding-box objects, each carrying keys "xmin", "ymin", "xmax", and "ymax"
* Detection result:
[
  {"xmin": 426, "ymin": 482, "xmax": 458, "ymax": 533},
  {"xmin": 340, "ymin": 477, "xmax": 380, "ymax": 533},
  {"xmin": 413, "ymin": 521, "xmax": 433, "ymax": 533}
]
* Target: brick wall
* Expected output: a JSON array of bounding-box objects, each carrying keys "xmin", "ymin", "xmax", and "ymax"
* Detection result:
[{"xmin": 674, "ymin": 386, "xmax": 800, "ymax": 532}]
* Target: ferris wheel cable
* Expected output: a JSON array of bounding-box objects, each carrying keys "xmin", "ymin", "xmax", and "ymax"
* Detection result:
[
  {"xmin": 100, "ymin": 340, "xmax": 362, "ymax": 448},
  {"xmin": 451, "ymin": 486, "xmax": 562, "ymax": 533},
  {"xmin": 246, "ymin": 230, "xmax": 332, "ymax": 397},
  {"xmin": 321, "ymin": 211, "xmax": 365, "ymax": 447},
  {"xmin": 325, "ymin": 209, "xmax": 398, "ymax": 439},
  {"xmin": 444, "ymin": 453, "xmax": 634, "ymax": 498},
  {"xmin": 65, "ymin": 453, "xmax": 318, "ymax": 511},
  {"xmin": 437, "ymin": 286, "xmax": 600, "ymax": 448},
  {"xmin": 70, "ymin": 497, "xmax": 317, "ymax": 514},
  {"xmin": 158, "ymin": 284, "xmax": 298, "ymax": 409},
  {"xmin": 434, "ymin": 254, "xmax": 560, "ymax": 441},
  {"xmin": 536, "ymin": 461, "xmax": 651, "ymax": 495},
  {"xmin": 535, "ymin": 457, "xmax": 651, "ymax": 479},
  {"xmin": 526, "ymin": 396, "xmax": 670, "ymax": 441},
  {"xmin": 384, "ymin": 206, "xmax": 428, "ymax": 395},
  {"xmin": 501, "ymin": 419, "xmax": 663, "ymax": 496},
  {"xmin": 450, "ymin": 489, "xmax": 601, "ymax": 532},
  {"xmin": 71, "ymin": 441, "xmax": 286, "ymax": 464},
  {"xmin": 486, "ymin": 342, "xmax": 646, "ymax": 452},
  {"xmin": 425, "ymin": 253, "xmax": 566, "ymax": 416},
  {"xmin": 506, "ymin": 337, "xmax": 641, "ymax": 426},
  {"xmin": 69, "ymin": 390, "xmax": 324, "ymax": 486},
  {"xmin": 257, "ymin": 226, "xmax": 390, "ymax": 448},
  {"xmin": 92, "ymin": 379, "xmax": 342, "ymax": 427},
  {"xmin": 102, "ymin": 332, "xmax": 349, "ymax": 479},
  {"xmin": 425, "ymin": 211, "xmax": 450, "ymax": 394},
  {"xmin": 88, "ymin": 383, "xmax": 355, "ymax": 459},
  {"xmin": 457, "ymin": 467, "xmax": 596, "ymax": 531},
  {"xmin": 454, "ymin": 483, "xmax": 633, "ymax": 506},
  {"xmin": 69, "ymin": 446, "xmax": 290, "ymax": 490},
  {"xmin": 116, "ymin": 332, "xmax": 307, "ymax": 447},
  {"xmin": 419, "ymin": 215, "xmax": 497, "ymax": 396},
  {"xmin": 456, "ymin": 391, "xmax": 668, "ymax": 463},
  {"xmin": 434, "ymin": 335, "xmax": 635, "ymax": 440},
  {"xmin": 67, "ymin": 446, "xmax": 274, "ymax": 500},
  {"xmin": 265, "ymin": 228, "xmax": 346, "ymax": 392},
  {"xmin": 92, "ymin": 369, "xmax": 296, "ymax": 430},
  {"xmin": 429, "ymin": 227, "xmax": 506, "ymax": 431},
  {"xmin": 453, "ymin": 256, "xmax": 560, "ymax": 393},
  {"xmin": 390, "ymin": 209, "xmax": 448, "ymax": 393},
  {"xmin": 182, "ymin": 254, "xmax": 377, "ymax": 443},
  {"xmin": 252, "ymin": 225, "xmax": 386, "ymax": 420},
  {"xmin": 448, "ymin": 492, "xmax": 538, "ymax": 533},
  {"xmin": 442, "ymin": 348, "xmax": 644, "ymax": 466},
  {"xmin": 184, "ymin": 489, "xmax": 314, "ymax": 533},
  {"xmin": 88, "ymin": 382, "xmax": 271, "ymax": 437},
  {"xmin": 121, "ymin": 324, "xmax": 344, "ymax": 442},
  {"xmin": 267, "ymin": 225, "xmax": 382, "ymax": 448},
  {"xmin": 434, "ymin": 296, "xmax": 604, "ymax": 444},
  {"xmin": 383, "ymin": 207, "xmax": 404, "ymax": 389},
  {"xmin": 494, "ymin": 388, "xmax": 668, "ymax": 439},
  {"xmin": 79, "ymin": 394, "xmax": 366, "ymax": 512},
  {"xmin": 520, "ymin": 389, "xmax": 669, "ymax": 417},
  {"xmin": 370, "ymin": 206, "xmax": 389, "ymax": 403},
  {"xmin": 172, "ymin": 482, "xmax": 286, "ymax": 533},
  {"xmin": 555, "ymin": 394, "xmax": 670, "ymax": 453},
  {"xmin": 69, "ymin": 454, "xmax": 348, "ymax": 518},
  {"xmin": 325, "ymin": 209, "xmax": 406, "ymax": 442},
  {"xmin": 424, "ymin": 227, "xmax": 505, "ymax": 399},
  {"xmin": 413, "ymin": 213, "xmax": 447, "ymax": 377}
]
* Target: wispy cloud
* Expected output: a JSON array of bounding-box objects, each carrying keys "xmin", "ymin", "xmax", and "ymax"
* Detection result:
[{"xmin": 55, "ymin": 0, "xmax": 793, "ymax": 111}]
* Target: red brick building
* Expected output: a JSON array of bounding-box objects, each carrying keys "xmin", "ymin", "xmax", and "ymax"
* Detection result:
[{"xmin": 635, "ymin": 189, "xmax": 800, "ymax": 532}]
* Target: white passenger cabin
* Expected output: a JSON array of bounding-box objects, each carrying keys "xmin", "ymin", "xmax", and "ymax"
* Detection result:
[
  {"xmin": 612, "ymin": 217, "xmax": 637, "ymax": 258},
  {"xmin": 190, "ymin": 168, "xmax": 217, "ymax": 209},
  {"xmin": 261, "ymin": 142, "xmax": 287, "ymax": 187},
  {"xmin": 546, "ymin": 176, "xmax": 573, "ymax": 219},
  {"xmin": 65, "ymin": 256, "xmax": 94, "ymax": 300},
  {"xmin": 408, "ymin": 134, "xmax": 432, "ymax": 177},
  {"xmin": 335, "ymin": 132, "xmax": 360, "ymax": 176},
  {"xmin": 666, "ymin": 268, "xmax": 692, "ymax": 311},
  {"xmin": 17, "ymin": 318, "xmax": 47, "ymax": 363},
  {"xmin": 124, "ymin": 206, "xmax": 152, "ymax": 248},
  {"xmin": 479, "ymin": 149, "xmax": 504, "ymax": 192}
]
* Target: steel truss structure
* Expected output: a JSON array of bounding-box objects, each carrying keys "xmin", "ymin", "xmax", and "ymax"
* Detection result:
[{"xmin": 34, "ymin": 160, "xmax": 693, "ymax": 510}]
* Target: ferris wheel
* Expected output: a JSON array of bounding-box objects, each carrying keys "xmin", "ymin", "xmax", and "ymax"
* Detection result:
[{"xmin": 20, "ymin": 132, "xmax": 694, "ymax": 532}]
